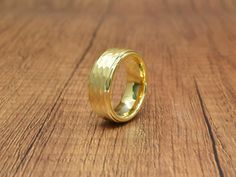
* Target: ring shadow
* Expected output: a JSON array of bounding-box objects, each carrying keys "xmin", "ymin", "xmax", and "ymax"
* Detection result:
[
  {"xmin": 99, "ymin": 113, "xmax": 142, "ymax": 129},
  {"xmin": 99, "ymin": 120, "xmax": 127, "ymax": 129}
]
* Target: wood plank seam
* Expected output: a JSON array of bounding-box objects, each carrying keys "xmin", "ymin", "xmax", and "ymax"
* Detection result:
[
  {"xmin": 194, "ymin": 79, "xmax": 224, "ymax": 177},
  {"xmin": 12, "ymin": 0, "xmax": 113, "ymax": 175}
]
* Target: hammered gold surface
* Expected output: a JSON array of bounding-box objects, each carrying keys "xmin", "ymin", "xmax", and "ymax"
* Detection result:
[{"xmin": 89, "ymin": 48, "xmax": 147, "ymax": 122}]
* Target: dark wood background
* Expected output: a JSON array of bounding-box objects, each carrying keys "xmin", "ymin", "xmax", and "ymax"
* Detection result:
[{"xmin": 0, "ymin": 0, "xmax": 235, "ymax": 176}]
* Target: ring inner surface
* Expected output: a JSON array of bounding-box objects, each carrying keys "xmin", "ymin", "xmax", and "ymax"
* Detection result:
[{"xmin": 111, "ymin": 55, "xmax": 145, "ymax": 118}]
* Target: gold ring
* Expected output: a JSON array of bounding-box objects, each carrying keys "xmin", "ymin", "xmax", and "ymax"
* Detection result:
[{"xmin": 88, "ymin": 48, "xmax": 147, "ymax": 123}]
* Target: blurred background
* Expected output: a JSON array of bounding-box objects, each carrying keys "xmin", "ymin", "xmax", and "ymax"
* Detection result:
[{"xmin": 0, "ymin": 0, "xmax": 235, "ymax": 177}]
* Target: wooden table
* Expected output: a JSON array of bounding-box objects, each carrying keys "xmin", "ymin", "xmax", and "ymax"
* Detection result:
[{"xmin": 0, "ymin": 0, "xmax": 235, "ymax": 176}]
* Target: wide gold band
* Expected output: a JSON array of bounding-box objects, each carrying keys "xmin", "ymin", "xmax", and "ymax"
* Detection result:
[{"xmin": 88, "ymin": 48, "xmax": 147, "ymax": 122}]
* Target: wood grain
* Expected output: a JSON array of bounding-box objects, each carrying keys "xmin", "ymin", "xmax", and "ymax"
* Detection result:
[{"xmin": 0, "ymin": 0, "xmax": 235, "ymax": 176}]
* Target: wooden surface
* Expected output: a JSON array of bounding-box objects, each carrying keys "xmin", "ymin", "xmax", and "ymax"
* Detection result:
[{"xmin": 0, "ymin": 0, "xmax": 236, "ymax": 176}]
